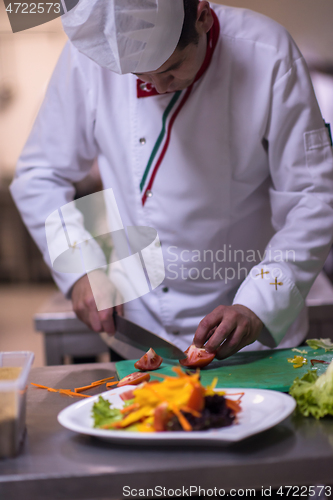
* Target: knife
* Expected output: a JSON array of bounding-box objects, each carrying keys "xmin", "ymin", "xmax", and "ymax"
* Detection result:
[{"xmin": 113, "ymin": 312, "xmax": 186, "ymax": 360}]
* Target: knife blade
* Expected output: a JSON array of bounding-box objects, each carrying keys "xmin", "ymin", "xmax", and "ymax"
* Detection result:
[{"xmin": 113, "ymin": 313, "xmax": 186, "ymax": 360}]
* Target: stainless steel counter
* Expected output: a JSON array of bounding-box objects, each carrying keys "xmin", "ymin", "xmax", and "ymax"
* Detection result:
[{"xmin": 0, "ymin": 363, "xmax": 332, "ymax": 500}]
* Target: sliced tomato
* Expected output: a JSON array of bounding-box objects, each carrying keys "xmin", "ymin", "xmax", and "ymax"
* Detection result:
[
  {"xmin": 117, "ymin": 372, "xmax": 150, "ymax": 387},
  {"xmin": 187, "ymin": 383, "xmax": 205, "ymax": 411},
  {"xmin": 179, "ymin": 345, "xmax": 215, "ymax": 368},
  {"xmin": 154, "ymin": 402, "xmax": 171, "ymax": 432},
  {"xmin": 119, "ymin": 389, "xmax": 135, "ymax": 401},
  {"xmin": 134, "ymin": 348, "xmax": 163, "ymax": 371}
]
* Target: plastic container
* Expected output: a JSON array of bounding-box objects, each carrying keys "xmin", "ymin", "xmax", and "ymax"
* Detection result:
[{"xmin": 0, "ymin": 351, "xmax": 34, "ymax": 458}]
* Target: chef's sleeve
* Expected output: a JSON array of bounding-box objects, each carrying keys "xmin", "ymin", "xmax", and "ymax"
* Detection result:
[
  {"xmin": 232, "ymin": 55, "xmax": 333, "ymax": 346},
  {"xmin": 10, "ymin": 42, "xmax": 105, "ymax": 296}
]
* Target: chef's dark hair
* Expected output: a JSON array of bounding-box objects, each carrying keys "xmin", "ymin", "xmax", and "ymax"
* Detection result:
[{"xmin": 177, "ymin": 0, "xmax": 200, "ymax": 49}]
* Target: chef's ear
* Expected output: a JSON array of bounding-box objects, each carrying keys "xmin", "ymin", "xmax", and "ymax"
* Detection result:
[{"xmin": 196, "ymin": 1, "xmax": 214, "ymax": 35}]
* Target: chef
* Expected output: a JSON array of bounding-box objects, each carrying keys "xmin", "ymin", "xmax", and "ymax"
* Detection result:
[{"xmin": 10, "ymin": 0, "xmax": 333, "ymax": 359}]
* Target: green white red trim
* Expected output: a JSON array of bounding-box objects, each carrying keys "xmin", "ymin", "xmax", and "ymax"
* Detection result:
[
  {"xmin": 140, "ymin": 90, "xmax": 182, "ymax": 196},
  {"xmin": 139, "ymin": 10, "xmax": 220, "ymax": 206}
]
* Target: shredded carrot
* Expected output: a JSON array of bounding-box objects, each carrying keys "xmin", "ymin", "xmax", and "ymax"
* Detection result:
[
  {"xmin": 74, "ymin": 376, "xmax": 115, "ymax": 392},
  {"xmin": 120, "ymin": 403, "xmax": 140, "ymax": 414},
  {"xmin": 225, "ymin": 398, "xmax": 242, "ymax": 414},
  {"xmin": 225, "ymin": 392, "xmax": 245, "ymax": 402},
  {"xmin": 74, "ymin": 381, "xmax": 105, "ymax": 393},
  {"xmin": 106, "ymin": 381, "xmax": 119, "ymax": 388},
  {"xmin": 31, "ymin": 382, "xmax": 91, "ymax": 398},
  {"xmin": 59, "ymin": 389, "xmax": 91, "ymax": 398},
  {"xmin": 180, "ymin": 406, "xmax": 202, "ymax": 418},
  {"xmin": 236, "ymin": 393, "xmax": 245, "ymax": 402},
  {"xmin": 73, "ymin": 376, "xmax": 116, "ymax": 392},
  {"xmin": 171, "ymin": 404, "xmax": 192, "ymax": 431},
  {"xmin": 91, "ymin": 376, "xmax": 115, "ymax": 385},
  {"xmin": 225, "ymin": 392, "xmax": 245, "ymax": 397},
  {"xmin": 31, "ymin": 383, "xmax": 58, "ymax": 392}
]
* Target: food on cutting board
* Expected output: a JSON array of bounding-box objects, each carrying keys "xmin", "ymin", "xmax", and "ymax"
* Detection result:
[
  {"xmin": 179, "ymin": 345, "xmax": 215, "ymax": 368},
  {"xmin": 134, "ymin": 348, "xmax": 163, "ymax": 371},
  {"xmin": 310, "ymin": 360, "xmax": 329, "ymax": 366},
  {"xmin": 289, "ymin": 359, "xmax": 333, "ymax": 419},
  {"xmin": 92, "ymin": 367, "xmax": 242, "ymax": 432},
  {"xmin": 287, "ymin": 355, "xmax": 307, "ymax": 369},
  {"xmin": 306, "ymin": 338, "xmax": 333, "ymax": 352},
  {"xmin": 117, "ymin": 372, "xmax": 151, "ymax": 387},
  {"xmin": 131, "ymin": 343, "xmax": 216, "ymax": 371}
]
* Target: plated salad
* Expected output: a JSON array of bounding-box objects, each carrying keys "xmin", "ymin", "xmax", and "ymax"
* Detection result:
[{"xmin": 92, "ymin": 367, "xmax": 242, "ymax": 433}]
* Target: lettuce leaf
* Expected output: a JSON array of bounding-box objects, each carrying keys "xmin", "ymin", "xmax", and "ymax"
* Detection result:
[
  {"xmin": 289, "ymin": 360, "xmax": 333, "ymax": 418},
  {"xmin": 92, "ymin": 396, "xmax": 122, "ymax": 428},
  {"xmin": 306, "ymin": 338, "xmax": 333, "ymax": 352}
]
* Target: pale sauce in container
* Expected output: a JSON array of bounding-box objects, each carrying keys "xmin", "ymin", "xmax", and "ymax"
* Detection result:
[
  {"xmin": 0, "ymin": 367, "xmax": 22, "ymax": 458},
  {"xmin": 0, "ymin": 367, "xmax": 22, "ymax": 380}
]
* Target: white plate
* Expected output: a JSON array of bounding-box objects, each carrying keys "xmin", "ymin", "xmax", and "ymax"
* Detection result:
[{"xmin": 57, "ymin": 386, "xmax": 296, "ymax": 445}]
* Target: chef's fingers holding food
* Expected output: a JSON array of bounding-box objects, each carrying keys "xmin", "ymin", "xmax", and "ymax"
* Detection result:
[
  {"xmin": 194, "ymin": 304, "xmax": 263, "ymax": 360},
  {"xmin": 71, "ymin": 272, "xmax": 123, "ymax": 335}
]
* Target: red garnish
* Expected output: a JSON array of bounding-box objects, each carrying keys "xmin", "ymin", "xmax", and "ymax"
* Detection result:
[
  {"xmin": 179, "ymin": 345, "xmax": 215, "ymax": 368},
  {"xmin": 117, "ymin": 372, "xmax": 151, "ymax": 387},
  {"xmin": 134, "ymin": 348, "xmax": 163, "ymax": 371},
  {"xmin": 310, "ymin": 359, "xmax": 330, "ymax": 366}
]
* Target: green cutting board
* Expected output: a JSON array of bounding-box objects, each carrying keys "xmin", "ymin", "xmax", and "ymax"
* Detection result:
[{"xmin": 116, "ymin": 346, "xmax": 333, "ymax": 392}]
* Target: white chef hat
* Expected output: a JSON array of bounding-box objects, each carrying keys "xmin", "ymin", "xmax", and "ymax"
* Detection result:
[{"xmin": 62, "ymin": 0, "xmax": 185, "ymax": 75}]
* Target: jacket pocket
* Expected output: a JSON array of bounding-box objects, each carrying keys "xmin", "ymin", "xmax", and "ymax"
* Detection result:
[{"xmin": 304, "ymin": 127, "xmax": 332, "ymax": 180}]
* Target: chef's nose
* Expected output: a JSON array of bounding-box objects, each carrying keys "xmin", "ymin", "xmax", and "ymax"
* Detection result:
[{"xmin": 151, "ymin": 74, "xmax": 174, "ymax": 94}]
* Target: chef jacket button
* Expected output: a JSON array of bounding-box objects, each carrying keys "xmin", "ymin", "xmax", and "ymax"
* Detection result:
[
  {"xmin": 162, "ymin": 287, "xmax": 169, "ymax": 293},
  {"xmin": 146, "ymin": 190, "xmax": 153, "ymax": 198},
  {"xmin": 173, "ymin": 331, "xmax": 180, "ymax": 335},
  {"xmin": 140, "ymin": 83, "xmax": 154, "ymax": 92},
  {"xmin": 139, "ymin": 137, "xmax": 146, "ymax": 145}
]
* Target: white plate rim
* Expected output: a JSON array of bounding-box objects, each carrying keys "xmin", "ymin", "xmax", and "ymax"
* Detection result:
[{"xmin": 57, "ymin": 386, "xmax": 296, "ymax": 444}]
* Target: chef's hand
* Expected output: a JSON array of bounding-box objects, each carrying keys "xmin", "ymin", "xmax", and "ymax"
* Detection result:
[
  {"xmin": 71, "ymin": 271, "xmax": 123, "ymax": 335},
  {"xmin": 194, "ymin": 304, "xmax": 263, "ymax": 359}
]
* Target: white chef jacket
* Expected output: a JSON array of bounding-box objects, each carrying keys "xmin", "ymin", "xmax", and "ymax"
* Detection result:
[{"xmin": 10, "ymin": 4, "xmax": 333, "ymax": 352}]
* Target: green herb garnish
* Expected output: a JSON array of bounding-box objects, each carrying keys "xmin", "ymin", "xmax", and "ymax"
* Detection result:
[
  {"xmin": 92, "ymin": 396, "xmax": 122, "ymax": 428},
  {"xmin": 289, "ymin": 360, "xmax": 333, "ymax": 419}
]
